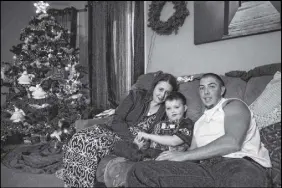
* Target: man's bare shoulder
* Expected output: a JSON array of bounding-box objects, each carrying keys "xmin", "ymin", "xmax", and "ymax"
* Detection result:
[{"xmin": 223, "ymin": 99, "xmax": 250, "ymax": 117}]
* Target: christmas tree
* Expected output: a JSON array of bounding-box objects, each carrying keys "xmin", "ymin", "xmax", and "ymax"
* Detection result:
[{"xmin": 1, "ymin": 1, "xmax": 90, "ymax": 145}]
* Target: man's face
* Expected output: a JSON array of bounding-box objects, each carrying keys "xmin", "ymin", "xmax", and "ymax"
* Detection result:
[
  {"xmin": 199, "ymin": 76, "xmax": 225, "ymax": 109},
  {"xmin": 165, "ymin": 99, "xmax": 187, "ymax": 122}
]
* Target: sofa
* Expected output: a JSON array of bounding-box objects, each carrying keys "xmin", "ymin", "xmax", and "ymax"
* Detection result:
[{"xmin": 77, "ymin": 63, "xmax": 281, "ymax": 187}]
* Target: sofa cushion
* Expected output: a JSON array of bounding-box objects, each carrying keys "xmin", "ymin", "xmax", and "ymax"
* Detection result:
[
  {"xmin": 249, "ymin": 72, "xmax": 281, "ymax": 129},
  {"xmin": 260, "ymin": 122, "xmax": 281, "ymax": 188},
  {"xmin": 253, "ymin": 104, "xmax": 281, "ymax": 130},
  {"xmin": 179, "ymin": 80, "xmax": 204, "ymax": 122},
  {"xmin": 131, "ymin": 71, "xmax": 163, "ymax": 91},
  {"xmin": 221, "ymin": 76, "xmax": 247, "ymax": 100},
  {"xmin": 244, "ymin": 76, "xmax": 273, "ymax": 105},
  {"xmin": 250, "ymin": 72, "xmax": 281, "ymax": 114}
]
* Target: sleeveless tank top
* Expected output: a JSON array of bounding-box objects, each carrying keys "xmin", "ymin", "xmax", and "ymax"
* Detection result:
[{"xmin": 193, "ymin": 98, "xmax": 271, "ymax": 168}]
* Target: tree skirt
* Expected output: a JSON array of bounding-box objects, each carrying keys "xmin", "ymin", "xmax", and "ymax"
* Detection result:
[{"xmin": 1, "ymin": 141, "xmax": 63, "ymax": 174}]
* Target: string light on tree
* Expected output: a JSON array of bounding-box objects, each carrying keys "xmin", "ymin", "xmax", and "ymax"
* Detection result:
[{"xmin": 34, "ymin": 1, "xmax": 49, "ymax": 14}]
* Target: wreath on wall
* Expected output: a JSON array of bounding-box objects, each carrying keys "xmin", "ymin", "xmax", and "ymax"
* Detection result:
[{"xmin": 148, "ymin": 1, "xmax": 189, "ymax": 35}]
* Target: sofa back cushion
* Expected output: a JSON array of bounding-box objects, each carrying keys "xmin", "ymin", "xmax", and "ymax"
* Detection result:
[
  {"xmin": 131, "ymin": 71, "xmax": 163, "ymax": 91},
  {"xmin": 244, "ymin": 76, "xmax": 273, "ymax": 105},
  {"xmin": 221, "ymin": 76, "xmax": 247, "ymax": 100},
  {"xmin": 179, "ymin": 79, "xmax": 204, "ymax": 122}
]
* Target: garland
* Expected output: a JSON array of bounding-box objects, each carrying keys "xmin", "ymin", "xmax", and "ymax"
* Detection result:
[{"xmin": 148, "ymin": 1, "xmax": 189, "ymax": 35}]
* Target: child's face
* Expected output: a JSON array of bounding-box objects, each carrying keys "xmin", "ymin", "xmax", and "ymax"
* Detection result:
[{"xmin": 165, "ymin": 99, "xmax": 187, "ymax": 122}]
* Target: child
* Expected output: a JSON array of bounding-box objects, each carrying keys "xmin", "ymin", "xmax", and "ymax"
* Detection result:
[{"xmin": 112, "ymin": 91, "xmax": 194, "ymax": 161}]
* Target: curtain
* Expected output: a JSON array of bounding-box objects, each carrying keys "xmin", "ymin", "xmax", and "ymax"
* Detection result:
[
  {"xmin": 90, "ymin": 1, "xmax": 144, "ymax": 110},
  {"xmin": 47, "ymin": 7, "xmax": 78, "ymax": 48}
]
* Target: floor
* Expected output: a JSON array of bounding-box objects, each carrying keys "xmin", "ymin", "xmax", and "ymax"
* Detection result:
[
  {"xmin": 1, "ymin": 144, "xmax": 107, "ymax": 187},
  {"xmin": 1, "ymin": 164, "xmax": 64, "ymax": 187},
  {"xmin": 1, "ymin": 143, "xmax": 65, "ymax": 187}
]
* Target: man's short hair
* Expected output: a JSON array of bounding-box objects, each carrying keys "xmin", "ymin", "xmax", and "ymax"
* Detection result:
[
  {"xmin": 165, "ymin": 91, "xmax": 186, "ymax": 105},
  {"xmin": 200, "ymin": 73, "xmax": 225, "ymax": 87}
]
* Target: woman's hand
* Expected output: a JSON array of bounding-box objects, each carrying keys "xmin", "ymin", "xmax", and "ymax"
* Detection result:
[
  {"xmin": 133, "ymin": 136, "xmax": 146, "ymax": 149},
  {"xmin": 155, "ymin": 150, "xmax": 188, "ymax": 161}
]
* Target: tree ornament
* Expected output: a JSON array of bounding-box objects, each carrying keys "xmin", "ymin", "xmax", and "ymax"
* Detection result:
[
  {"xmin": 34, "ymin": 1, "xmax": 49, "ymax": 14},
  {"xmin": 24, "ymin": 38, "xmax": 29, "ymax": 44},
  {"xmin": 10, "ymin": 106, "xmax": 26, "ymax": 123},
  {"xmin": 17, "ymin": 71, "xmax": 34, "ymax": 85},
  {"xmin": 29, "ymin": 84, "xmax": 48, "ymax": 99},
  {"xmin": 65, "ymin": 64, "xmax": 71, "ymax": 71}
]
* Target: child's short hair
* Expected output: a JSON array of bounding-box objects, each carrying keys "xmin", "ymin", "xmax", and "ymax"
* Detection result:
[{"xmin": 165, "ymin": 91, "xmax": 186, "ymax": 105}]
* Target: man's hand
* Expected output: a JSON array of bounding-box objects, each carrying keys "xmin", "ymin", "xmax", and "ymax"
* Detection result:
[{"xmin": 155, "ymin": 150, "xmax": 188, "ymax": 161}]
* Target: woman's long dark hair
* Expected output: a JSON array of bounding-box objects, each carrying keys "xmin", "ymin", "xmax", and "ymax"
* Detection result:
[{"xmin": 146, "ymin": 73, "xmax": 178, "ymax": 100}]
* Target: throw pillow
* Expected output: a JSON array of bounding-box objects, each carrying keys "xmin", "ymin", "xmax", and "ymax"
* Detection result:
[
  {"xmin": 260, "ymin": 122, "xmax": 281, "ymax": 188},
  {"xmin": 249, "ymin": 71, "xmax": 281, "ymax": 129},
  {"xmin": 131, "ymin": 71, "xmax": 163, "ymax": 91},
  {"xmin": 253, "ymin": 104, "xmax": 281, "ymax": 130}
]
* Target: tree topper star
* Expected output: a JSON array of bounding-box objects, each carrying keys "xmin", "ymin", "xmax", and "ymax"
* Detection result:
[{"xmin": 34, "ymin": 1, "xmax": 49, "ymax": 14}]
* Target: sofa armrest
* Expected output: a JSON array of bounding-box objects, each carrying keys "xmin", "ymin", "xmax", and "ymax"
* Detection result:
[{"xmin": 75, "ymin": 116, "xmax": 113, "ymax": 131}]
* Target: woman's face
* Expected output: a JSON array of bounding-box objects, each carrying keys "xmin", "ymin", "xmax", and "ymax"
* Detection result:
[{"xmin": 152, "ymin": 81, "xmax": 173, "ymax": 104}]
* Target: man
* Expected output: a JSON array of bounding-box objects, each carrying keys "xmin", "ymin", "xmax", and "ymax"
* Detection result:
[{"xmin": 126, "ymin": 73, "xmax": 272, "ymax": 187}]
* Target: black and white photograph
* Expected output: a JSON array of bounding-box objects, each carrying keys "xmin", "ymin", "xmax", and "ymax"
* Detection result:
[{"xmin": 1, "ymin": 1, "xmax": 281, "ymax": 188}]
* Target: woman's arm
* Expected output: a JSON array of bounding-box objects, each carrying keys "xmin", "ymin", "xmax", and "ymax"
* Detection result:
[{"xmin": 111, "ymin": 90, "xmax": 136, "ymax": 140}]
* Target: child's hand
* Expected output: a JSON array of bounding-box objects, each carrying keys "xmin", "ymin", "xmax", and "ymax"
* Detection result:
[{"xmin": 137, "ymin": 132, "xmax": 150, "ymax": 140}]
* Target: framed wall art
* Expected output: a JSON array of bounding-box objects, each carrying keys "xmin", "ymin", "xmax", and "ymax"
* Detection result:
[{"xmin": 194, "ymin": 1, "xmax": 281, "ymax": 45}]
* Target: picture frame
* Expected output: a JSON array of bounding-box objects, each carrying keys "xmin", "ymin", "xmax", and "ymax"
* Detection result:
[{"xmin": 194, "ymin": 1, "xmax": 281, "ymax": 45}]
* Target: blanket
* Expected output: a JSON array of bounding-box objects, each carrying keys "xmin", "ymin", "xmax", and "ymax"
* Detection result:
[
  {"xmin": 225, "ymin": 63, "xmax": 281, "ymax": 81},
  {"xmin": 1, "ymin": 141, "xmax": 63, "ymax": 174}
]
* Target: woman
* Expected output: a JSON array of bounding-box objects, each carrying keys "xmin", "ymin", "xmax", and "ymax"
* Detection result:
[{"xmin": 61, "ymin": 73, "xmax": 178, "ymax": 187}]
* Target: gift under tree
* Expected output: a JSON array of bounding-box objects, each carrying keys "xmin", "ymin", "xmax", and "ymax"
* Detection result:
[{"xmin": 1, "ymin": 1, "xmax": 90, "ymax": 145}]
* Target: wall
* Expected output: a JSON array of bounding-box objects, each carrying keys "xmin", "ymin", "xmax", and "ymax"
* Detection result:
[
  {"xmin": 1, "ymin": 1, "xmax": 87, "ymax": 106},
  {"xmin": 145, "ymin": 1, "xmax": 281, "ymax": 76}
]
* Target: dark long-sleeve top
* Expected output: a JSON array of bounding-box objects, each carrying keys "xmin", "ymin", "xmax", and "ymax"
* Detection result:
[{"xmin": 110, "ymin": 89, "xmax": 166, "ymax": 141}]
